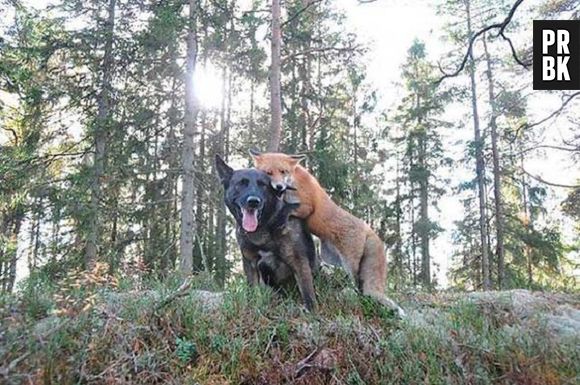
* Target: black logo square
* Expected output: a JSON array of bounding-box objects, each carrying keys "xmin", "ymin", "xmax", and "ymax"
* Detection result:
[{"xmin": 533, "ymin": 20, "xmax": 580, "ymax": 90}]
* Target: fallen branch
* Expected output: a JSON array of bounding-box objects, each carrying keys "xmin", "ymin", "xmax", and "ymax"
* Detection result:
[
  {"xmin": 155, "ymin": 278, "xmax": 193, "ymax": 313},
  {"xmin": 0, "ymin": 352, "xmax": 30, "ymax": 378}
]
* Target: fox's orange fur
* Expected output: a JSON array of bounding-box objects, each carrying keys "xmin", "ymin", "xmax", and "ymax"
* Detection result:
[{"xmin": 252, "ymin": 152, "xmax": 404, "ymax": 316}]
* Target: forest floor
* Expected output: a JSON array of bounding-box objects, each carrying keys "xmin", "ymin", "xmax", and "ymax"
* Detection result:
[{"xmin": 1, "ymin": 268, "xmax": 579, "ymax": 385}]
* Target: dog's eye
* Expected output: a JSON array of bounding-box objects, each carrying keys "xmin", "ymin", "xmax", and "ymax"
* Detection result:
[
  {"xmin": 266, "ymin": 171, "xmax": 273, "ymax": 176},
  {"xmin": 257, "ymin": 180, "xmax": 267, "ymax": 188},
  {"xmin": 279, "ymin": 169, "xmax": 287, "ymax": 175},
  {"xmin": 238, "ymin": 178, "xmax": 249, "ymax": 187}
]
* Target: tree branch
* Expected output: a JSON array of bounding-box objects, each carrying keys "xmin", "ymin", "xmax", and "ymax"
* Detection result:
[
  {"xmin": 282, "ymin": 45, "xmax": 360, "ymax": 64},
  {"xmin": 517, "ymin": 144, "xmax": 579, "ymax": 156},
  {"xmin": 512, "ymin": 91, "xmax": 580, "ymax": 139},
  {"xmin": 499, "ymin": 31, "xmax": 529, "ymax": 69},
  {"xmin": 521, "ymin": 167, "xmax": 580, "ymax": 188},
  {"xmin": 436, "ymin": 0, "xmax": 527, "ymax": 84}
]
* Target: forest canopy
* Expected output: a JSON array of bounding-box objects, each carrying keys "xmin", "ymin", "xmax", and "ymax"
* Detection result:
[{"xmin": 0, "ymin": 0, "xmax": 578, "ymax": 294}]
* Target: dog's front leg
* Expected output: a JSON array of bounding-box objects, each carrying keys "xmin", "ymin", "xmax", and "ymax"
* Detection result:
[
  {"xmin": 242, "ymin": 253, "xmax": 260, "ymax": 287},
  {"xmin": 285, "ymin": 253, "xmax": 317, "ymax": 312},
  {"xmin": 295, "ymin": 262, "xmax": 317, "ymax": 312}
]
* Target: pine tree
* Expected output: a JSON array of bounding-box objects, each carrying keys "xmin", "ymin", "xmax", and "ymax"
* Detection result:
[
  {"xmin": 393, "ymin": 40, "xmax": 450, "ymax": 289},
  {"xmin": 179, "ymin": 0, "xmax": 199, "ymax": 277}
]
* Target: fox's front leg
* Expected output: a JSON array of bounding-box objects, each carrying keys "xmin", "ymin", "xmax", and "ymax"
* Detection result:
[
  {"xmin": 284, "ymin": 189, "xmax": 313, "ymax": 219},
  {"xmin": 293, "ymin": 202, "xmax": 314, "ymax": 219}
]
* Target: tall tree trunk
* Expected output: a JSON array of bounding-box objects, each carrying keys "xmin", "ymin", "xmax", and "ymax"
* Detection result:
[
  {"xmin": 165, "ymin": 76, "xmax": 180, "ymax": 273},
  {"xmin": 414, "ymin": 92, "xmax": 430, "ymax": 289},
  {"xmin": 268, "ymin": 0, "xmax": 282, "ymax": 151},
  {"xmin": 418, "ymin": 134, "xmax": 430, "ymax": 288},
  {"xmin": 299, "ymin": 0, "xmax": 313, "ymax": 152},
  {"xmin": 179, "ymin": 0, "xmax": 199, "ymax": 277},
  {"xmin": 411, "ymin": 199, "xmax": 418, "ymax": 287},
  {"xmin": 249, "ymin": 79, "xmax": 255, "ymax": 133},
  {"xmin": 50, "ymin": 207, "xmax": 60, "ymax": 264},
  {"xmin": 409, "ymin": 151, "xmax": 418, "ymax": 286},
  {"xmin": 395, "ymin": 143, "xmax": 403, "ymax": 286},
  {"xmin": 352, "ymin": 89, "xmax": 359, "ymax": 205},
  {"xmin": 0, "ymin": 216, "xmax": 7, "ymax": 292},
  {"xmin": 195, "ymin": 103, "xmax": 206, "ymax": 273},
  {"xmin": 299, "ymin": 63, "xmax": 307, "ymax": 151},
  {"xmin": 28, "ymin": 197, "xmax": 40, "ymax": 272},
  {"xmin": 289, "ymin": 51, "xmax": 298, "ymax": 152},
  {"xmin": 3, "ymin": 208, "xmax": 24, "ymax": 293},
  {"xmin": 482, "ymin": 34, "xmax": 505, "ymax": 289},
  {"xmin": 466, "ymin": 0, "xmax": 491, "ymax": 290},
  {"xmin": 86, "ymin": 0, "xmax": 116, "ymax": 269},
  {"xmin": 520, "ymin": 149, "xmax": 533, "ymax": 287},
  {"xmin": 311, "ymin": 17, "xmax": 323, "ymax": 154},
  {"xmin": 214, "ymin": 67, "xmax": 231, "ymax": 287},
  {"xmin": 7, "ymin": 216, "xmax": 23, "ymax": 293},
  {"xmin": 1, "ymin": 215, "xmax": 10, "ymax": 292}
]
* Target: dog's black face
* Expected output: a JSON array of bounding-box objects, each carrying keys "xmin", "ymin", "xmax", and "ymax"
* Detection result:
[{"xmin": 215, "ymin": 155, "xmax": 278, "ymax": 233}]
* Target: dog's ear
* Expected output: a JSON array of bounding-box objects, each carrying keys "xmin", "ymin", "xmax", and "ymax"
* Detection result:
[{"xmin": 215, "ymin": 154, "xmax": 233, "ymax": 187}]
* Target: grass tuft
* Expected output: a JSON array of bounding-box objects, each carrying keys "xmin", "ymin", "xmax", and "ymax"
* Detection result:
[{"xmin": 0, "ymin": 269, "xmax": 578, "ymax": 384}]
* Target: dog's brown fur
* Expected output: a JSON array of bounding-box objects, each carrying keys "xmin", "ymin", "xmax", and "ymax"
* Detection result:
[{"xmin": 251, "ymin": 151, "xmax": 404, "ymax": 316}]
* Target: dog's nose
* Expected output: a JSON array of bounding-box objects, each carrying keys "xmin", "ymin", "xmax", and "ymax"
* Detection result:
[
  {"xmin": 247, "ymin": 196, "xmax": 261, "ymax": 208},
  {"xmin": 274, "ymin": 184, "xmax": 285, "ymax": 192}
]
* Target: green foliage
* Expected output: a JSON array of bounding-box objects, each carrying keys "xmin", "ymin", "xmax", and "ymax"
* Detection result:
[
  {"xmin": 16, "ymin": 271, "xmax": 57, "ymax": 320},
  {"xmin": 175, "ymin": 337, "xmax": 198, "ymax": 364},
  {"xmin": 562, "ymin": 187, "xmax": 580, "ymax": 223},
  {"xmin": 359, "ymin": 294, "xmax": 400, "ymax": 325}
]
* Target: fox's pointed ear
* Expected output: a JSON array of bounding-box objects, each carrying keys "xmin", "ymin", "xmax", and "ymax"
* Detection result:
[
  {"xmin": 215, "ymin": 154, "xmax": 233, "ymax": 187},
  {"xmin": 249, "ymin": 148, "xmax": 262, "ymax": 157},
  {"xmin": 289, "ymin": 153, "xmax": 307, "ymax": 164},
  {"xmin": 249, "ymin": 148, "xmax": 262, "ymax": 162}
]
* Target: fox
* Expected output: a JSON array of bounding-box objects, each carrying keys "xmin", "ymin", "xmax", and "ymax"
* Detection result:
[{"xmin": 250, "ymin": 150, "xmax": 405, "ymax": 317}]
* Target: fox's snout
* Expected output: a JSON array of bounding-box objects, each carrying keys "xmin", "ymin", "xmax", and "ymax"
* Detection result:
[{"xmin": 272, "ymin": 182, "xmax": 286, "ymax": 192}]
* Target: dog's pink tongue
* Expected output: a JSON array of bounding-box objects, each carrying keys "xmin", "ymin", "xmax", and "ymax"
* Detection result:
[{"xmin": 242, "ymin": 208, "xmax": 258, "ymax": 232}]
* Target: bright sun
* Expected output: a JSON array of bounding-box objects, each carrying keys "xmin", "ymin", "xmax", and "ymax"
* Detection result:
[{"xmin": 193, "ymin": 63, "xmax": 223, "ymax": 110}]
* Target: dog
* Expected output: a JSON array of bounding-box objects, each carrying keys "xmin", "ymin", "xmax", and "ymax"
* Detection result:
[
  {"xmin": 215, "ymin": 155, "xmax": 319, "ymax": 311},
  {"xmin": 251, "ymin": 150, "xmax": 405, "ymax": 317}
]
